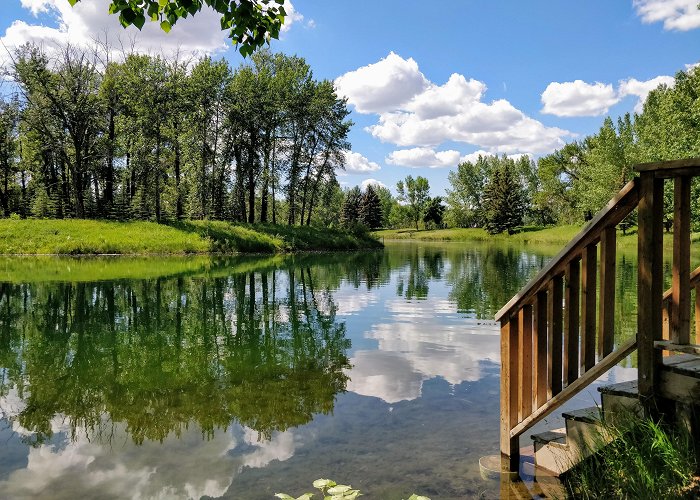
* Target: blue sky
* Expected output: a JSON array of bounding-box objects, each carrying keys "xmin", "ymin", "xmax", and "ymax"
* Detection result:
[{"xmin": 1, "ymin": 0, "xmax": 699, "ymax": 196}]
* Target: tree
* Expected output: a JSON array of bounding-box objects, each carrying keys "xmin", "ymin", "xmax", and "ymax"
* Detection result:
[
  {"xmin": 482, "ymin": 164, "xmax": 525, "ymax": 235},
  {"xmin": 69, "ymin": 0, "xmax": 287, "ymax": 57},
  {"xmin": 396, "ymin": 175, "xmax": 429, "ymax": 230},
  {"xmin": 423, "ymin": 196, "xmax": 445, "ymax": 229},
  {"xmin": 358, "ymin": 184, "xmax": 382, "ymax": 229},
  {"xmin": 340, "ymin": 186, "xmax": 361, "ymax": 228},
  {"xmin": 445, "ymin": 155, "xmax": 491, "ymax": 228}
]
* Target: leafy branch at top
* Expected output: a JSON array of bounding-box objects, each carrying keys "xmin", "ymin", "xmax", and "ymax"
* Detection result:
[{"xmin": 67, "ymin": 0, "xmax": 286, "ymax": 56}]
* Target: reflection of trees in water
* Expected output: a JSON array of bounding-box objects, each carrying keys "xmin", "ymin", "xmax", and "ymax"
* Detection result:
[
  {"xmin": 0, "ymin": 269, "xmax": 350, "ymax": 446},
  {"xmin": 393, "ymin": 246, "xmax": 445, "ymax": 300},
  {"xmin": 445, "ymin": 246, "xmax": 548, "ymax": 319}
]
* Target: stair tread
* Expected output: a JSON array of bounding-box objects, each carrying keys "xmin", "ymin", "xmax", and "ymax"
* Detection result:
[
  {"xmin": 598, "ymin": 380, "xmax": 638, "ymax": 397},
  {"xmin": 562, "ymin": 406, "xmax": 602, "ymax": 424},
  {"xmin": 531, "ymin": 428, "xmax": 567, "ymax": 445}
]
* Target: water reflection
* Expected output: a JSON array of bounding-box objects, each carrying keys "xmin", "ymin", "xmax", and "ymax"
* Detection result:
[
  {"xmin": 0, "ymin": 269, "xmax": 350, "ymax": 447},
  {"xmin": 0, "ymin": 242, "xmax": 648, "ymax": 498}
]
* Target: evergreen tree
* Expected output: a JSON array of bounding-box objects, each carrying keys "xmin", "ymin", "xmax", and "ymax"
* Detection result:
[
  {"xmin": 482, "ymin": 164, "xmax": 525, "ymax": 234},
  {"xmin": 359, "ymin": 184, "xmax": 382, "ymax": 229},
  {"xmin": 341, "ymin": 186, "xmax": 362, "ymax": 228},
  {"xmin": 423, "ymin": 196, "xmax": 445, "ymax": 229}
]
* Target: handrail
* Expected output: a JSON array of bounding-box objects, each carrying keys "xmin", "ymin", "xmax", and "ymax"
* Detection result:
[
  {"xmin": 509, "ymin": 336, "xmax": 638, "ymax": 438},
  {"xmin": 495, "ymin": 178, "xmax": 639, "ymax": 321},
  {"xmin": 663, "ymin": 265, "xmax": 700, "ymax": 301}
]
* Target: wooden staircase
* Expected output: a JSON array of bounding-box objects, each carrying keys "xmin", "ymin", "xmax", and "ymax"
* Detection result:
[{"xmin": 496, "ymin": 158, "xmax": 700, "ymax": 485}]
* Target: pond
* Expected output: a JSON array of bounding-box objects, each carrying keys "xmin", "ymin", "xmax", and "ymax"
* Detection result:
[{"xmin": 0, "ymin": 241, "xmax": 645, "ymax": 499}]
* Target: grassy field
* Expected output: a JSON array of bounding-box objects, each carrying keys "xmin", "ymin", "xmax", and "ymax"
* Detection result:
[
  {"xmin": 0, "ymin": 219, "xmax": 382, "ymax": 255},
  {"xmin": 374, "ymin": 225, "xmax": 700, "ymax": 254},
  {"xmin": 373, "ymin": 225, "xmax": 584, "ymax": 246}
]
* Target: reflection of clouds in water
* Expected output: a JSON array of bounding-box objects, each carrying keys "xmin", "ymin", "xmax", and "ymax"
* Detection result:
[
  {"xmin": 324, "ymin": 289, "xmax": 378, "ymax": 316},
  {"xmin": 347, "ymin": 299, "xmax": 499, "ymax": 403},
  {"xmin": 387, "ymin": 298, "xmax": 456, "ymax": 317},
  {"xmin": 0, "ymin": 405, "xmax": 298, "ymax": 500}
]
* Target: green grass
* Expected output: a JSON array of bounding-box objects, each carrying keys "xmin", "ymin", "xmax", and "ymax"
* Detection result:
[
  {"xmin": 565, "ymin": 411, "xmax": 698, "ymax": 499},
  {"xmin": 0, "ymin": 219, "xmax": 382, "ymax": 255},
  {"xmin": 374, "ymin": 225, "xmax": 700, "ymax": 256},
  {"xmin": 373, "ymin": 225, "xmax": 583, "ymax": 245}
]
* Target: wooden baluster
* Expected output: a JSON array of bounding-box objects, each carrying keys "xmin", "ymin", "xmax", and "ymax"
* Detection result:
[
  {"xmin": 638, "ymin": 172, "xmax": 664, "ymax": 400},
  {"xmin": 564, "ymin": 259, "xmax": 581, "ymax": 385},
  {"xmin": 580, "ymin": 244, "xmax": 597, "ymax": 373},
  {"xmin": 695, "ymin": 285, "xmax": 700, "ymax": 342},
  {"xmin": 500, "ymin": 315, "xmax": 519, "ymax": 470},
  {"xmin": 672, "ymin": 176, "xmax": 691, "ymax": 345},
  {"xmin": 598, "ymin": 227, "xmax": 616, "ymax": 358},
  {"xmin": 519, "ymin": 304, "xmax": 533, "ymax": 419},
  {"xmin": 548, "ymin": 276, "xmax": 564, "ymax": 397},
  {"xmin": 534, "ymin": 290, "xmax": 548, "ymax": 408}
]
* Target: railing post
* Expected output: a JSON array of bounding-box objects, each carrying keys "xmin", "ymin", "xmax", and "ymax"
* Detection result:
[
  {"xmin": 599, "ymin": 226, "xmax": 616, "ymax": 358},
  {"xmin": 564, "ymin": 259, "xmax": 580, "ymax": 385},
  {"xmin": 534, "ymin": 290, "xmax": 548, "ymax": 408},
  {"xmin": 500, "ymin": 316, "xmax": 519, "ymax": 471},
  {"xmin": 638, "ymin": 172, "xmax": 664, "ymax": 401},
  {"xmin": 671, "ymin": 176, "xmax": 691, "ymax": 345},
  {"xmin": 580, "ymin": 244, "xmax": 597, "ymax": 373},
  {"xmin": 519, "ymin": 304, "xmax": 533, "ymax": 420},
  {"xmin": 548, "ymin": 276, "xmax": 564, "ymax": 397}
]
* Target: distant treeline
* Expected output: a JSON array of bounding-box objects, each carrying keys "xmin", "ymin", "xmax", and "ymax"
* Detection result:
[
  {"xmin": 441, "ymin": 66, "xmax": 700, "ymax": 233},
  {"xmin": 0, "ymin": 44, "xmax": 350, "ymax": 225}
]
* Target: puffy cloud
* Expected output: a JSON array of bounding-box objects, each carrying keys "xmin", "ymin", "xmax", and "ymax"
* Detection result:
[
  {"xmin": 343, "ymin": 151, "xmax": 381, "ymax": 173},
  {"xmin": 334, "ymin": 52, "xmax": 430, "ymax": 114},
  {"xmin": 1, "ymin": 0, "xmax": 302, "ymax": 67},
  {"xmin": 619, "ymin": 75, "xmax": 676, "ymax": 112},
  {"xmin": 360, "ymin": 178, "xmax": 388, "ymax": 191},
  {"xmin": 336, "ymin": 53, "xmax": 572, "ymax": 155},
  {"xmin": 386, "ymin": 147, "xmax": 462, "ymax": 168},
  {"xmin": 633, "ymin": 0, "xmax": 700, "ymax": 31},
  {"xmin": 541, "ymin": 80, "xmax": 619, "ymax": 117}
]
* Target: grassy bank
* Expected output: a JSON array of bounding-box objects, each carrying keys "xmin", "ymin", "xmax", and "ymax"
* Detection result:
[
  {"xmin": 0, "ymin": 219, "xmax": 382, "ymax": 255},
  {"xmin": 374, "ymin": 225, "xmax": 700, "ymax": 254}
]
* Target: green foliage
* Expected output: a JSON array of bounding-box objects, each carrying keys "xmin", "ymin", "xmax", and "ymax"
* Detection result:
[
  {"xmin": 422, "ymin": 196, "xmax": 445, "ymax": 229},
  {"xmin": 396, "ymin": 175, "xmax": 430, "ymax": 230},
  {"xmin": 341, "ymin": 186, "xmax": 362, "ymax": 228},
  {"xmin": 275, "ymin": 478, "xmax": 430, "ymax": 500},
  {"xmin": 358, "ymin": 184, "xmax": 383, "ymax": 229},
  {"xmin": 566, "ymin": 412, "xmax": 698, "ymax": 499},
  {"xmin": 482, "ymin": 163, "xmax": 525, "ymax": 234},
  {"xmin": 0, "ymin": 219, "xmax": 381, "ymax": 254},
  {"xmin": 69, "ymin": 0, "xmax": 286, "ymax": 57}
]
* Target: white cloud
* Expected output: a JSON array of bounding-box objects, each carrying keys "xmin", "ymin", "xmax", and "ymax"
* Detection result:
[
  {"xmin": 336, "ymin": 53, "xmax": 572, "ymax": 155},
  {"xmin": 334, "ymin": 52, "xmax": 430, "ymax": 114},
  {"xmin": 619, "ymin": 75, "xmax": 676, "ymax": 112},
  {"xmin": 343, "ymin": 151, "xmax": 381, "ymax": 173},
  {"xmin": 541, "ymin": 80, "xmax": 619, "ymax": 117},
  {"xmin": 386, "ymin": 147, "xmax": 461, "ymax": 168},
  {"xmin": 1, "ymin": 0, "xmax": 303, "ymax": 67},
  {"xmin": 685, "ymin": 61, "xmax": 700, "ymax": 71},
  {"xmin": 361, "ymin": 178, "xmax": 387, "ymax": 191},
  {"xmin": 633, "ymin": 0, "xmax": 700, "ymax": 31}
]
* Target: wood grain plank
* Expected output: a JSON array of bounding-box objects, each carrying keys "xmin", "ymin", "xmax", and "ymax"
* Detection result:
[
  {"xmin": 534, "ymin": 290, "xmax": 548, "ymax": 408},
  {"xmin": 548, "ymin": 276, "xmax": 564, "ymax": 398},
  {"xmin": 519, "ymin": 304, "xmax": 533, "ymax": 419},
  {"xmin": 598, "ymin": 226, "xmax": 616, "ymax": 358},
  {"xmin": 671, "ymin": 176, "xmax": 691, "ymax": 345},
  {"xmin": 564, "ymin": 259, "xmax": 580, "ymax": 385},
  {"xmin": 581, "ymin": 244, "xmax": 597, "ymax": 373}
]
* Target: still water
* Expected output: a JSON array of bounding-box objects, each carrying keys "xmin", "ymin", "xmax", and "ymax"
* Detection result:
[{"xmin": 0, "ymin": 242, "xmax": 642, "ymax": 499}]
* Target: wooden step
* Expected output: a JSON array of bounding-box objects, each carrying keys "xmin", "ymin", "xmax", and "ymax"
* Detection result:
[
  {"xmin": 530, "ymin": 407, "xmax": 610, "ymax": 476},
  {"xmin": 598, "ymin": 380, "xmax": 642, "ymax": 418}
]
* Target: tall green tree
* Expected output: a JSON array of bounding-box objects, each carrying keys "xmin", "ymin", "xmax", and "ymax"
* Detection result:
[
  {"xmin": 396, "ymin": 175, "xmax": 430, "ymax": 230},
  {"xmin": 482, "ymin": 163, "xmax": 525, "ymax": 234},
  {"xmin": 358, "ymin": 184, "xmax": 382, "ymax": 229}
]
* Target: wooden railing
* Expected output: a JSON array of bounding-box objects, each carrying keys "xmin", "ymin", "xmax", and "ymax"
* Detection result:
[{"xmin": 496, "ymin": 157, "xmax": 700, "ymax": 471}]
